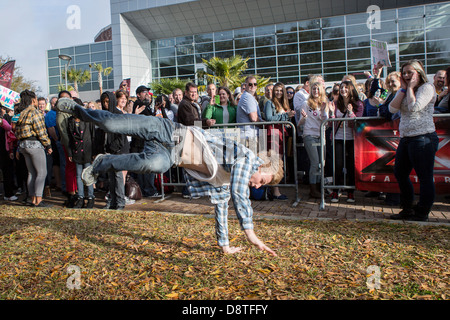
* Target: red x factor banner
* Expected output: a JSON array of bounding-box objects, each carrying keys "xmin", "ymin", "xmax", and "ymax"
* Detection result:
[
  {"xmin": 354, "ymin": 117, "xmax": 450, "ymax": 194},
  {"xmin": 0, "ymin": 60, "xmax": 15, "ymax": 89}
]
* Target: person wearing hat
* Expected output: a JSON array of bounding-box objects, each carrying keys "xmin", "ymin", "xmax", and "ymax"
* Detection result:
[{"xmin": 133, "ymin": 85, "xmax": 153, "ymax": 116}]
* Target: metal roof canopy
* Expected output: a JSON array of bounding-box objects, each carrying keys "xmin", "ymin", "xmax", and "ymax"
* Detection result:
[{"xmin": 119, "ymin": 0, "xmax": 443, "ymax": 40}]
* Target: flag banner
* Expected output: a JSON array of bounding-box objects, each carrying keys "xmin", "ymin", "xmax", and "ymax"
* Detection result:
[
  {"xmin": 0, "ymin": 84, "xmax": 20, "ymax": 110},
  {"xmin": 0, "ymin": 60, "xmax": 15, "ymax": 88},
  {"xmin": 354, "ymin": 117, "xmax": 450, "ymax": 194}
]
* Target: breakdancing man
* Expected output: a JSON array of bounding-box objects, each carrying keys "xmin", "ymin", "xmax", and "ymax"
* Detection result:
[{"xmin": 56, "ymin": 98, "xmax": 283, "ymax": 256}]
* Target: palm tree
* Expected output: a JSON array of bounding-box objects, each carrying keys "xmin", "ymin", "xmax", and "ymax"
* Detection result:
[
  {"xmin": 199, "ymin": 56, "xmax": 271, "ymax": 94},
  {"xmin": 90, "ymin": 63, "xmax": 113, "ymax": 95},
  {"xmin": 62, "ymin": 68, "xmax": 91, "ymax": 93},
  {"xmin": 149, "ymin": 78, "xmax": 190, "ymax": 95},
  {"xmin": 57, "ymin": 83, "xmax": 74, "ymax": 92},
  {"xmin": 200, "ymin": 55, "xmax": 249, "ymax": 90}
]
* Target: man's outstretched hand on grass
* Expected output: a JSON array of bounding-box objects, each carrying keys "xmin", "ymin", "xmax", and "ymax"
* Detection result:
[{"xmin": 221, "ymin": 229, "xmax": 277, "ymax": 257}]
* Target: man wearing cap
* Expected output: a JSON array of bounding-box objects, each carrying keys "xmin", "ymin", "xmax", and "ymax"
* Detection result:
[
  {"xmin": 133, "ymin": 85, "xmax": 154, "ymax": 116},
  {"xmin": 131, "ymin": 85, "xmax": 160, "ymax": 198}
]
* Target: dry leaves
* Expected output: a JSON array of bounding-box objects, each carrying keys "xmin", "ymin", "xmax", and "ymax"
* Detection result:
[{"xmin": 0, "ymin": 205, "xmax": 448, "ymax": 300}]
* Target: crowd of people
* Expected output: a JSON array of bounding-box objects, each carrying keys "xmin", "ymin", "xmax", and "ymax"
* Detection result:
[{"xmin": 0, "ymin": 60, "xmax": 449, "ymax": 222}]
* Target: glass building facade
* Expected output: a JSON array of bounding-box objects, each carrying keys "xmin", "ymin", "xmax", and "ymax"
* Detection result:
[
  {"xmin": 150, "ymin": 1, "xmax": 450, "ymax": 85},
  {"xmin": 47, "ymin": 41, "xmax": 114, "ymax": 95}
]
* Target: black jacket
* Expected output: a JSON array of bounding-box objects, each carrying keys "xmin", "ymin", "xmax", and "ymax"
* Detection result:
[
  {"xmin": 67, "ymin": 117, "xmax": 95, "ymax": 164},
  {"xmin": 130, "ymin": 98, "xmax": 154, "ymax": 153},
  {"xmin": 94, "ymin": 91, "xmax": 129, "ymax": 155}
]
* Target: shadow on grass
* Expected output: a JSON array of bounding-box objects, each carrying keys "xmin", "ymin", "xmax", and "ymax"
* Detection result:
[
  {"xmin": 0, "ymin": 212, "xmax": 217, "ymax": 267},
  {"xmin": 251, "ymin": 216, "xmax": 450, "ymax": 251}
]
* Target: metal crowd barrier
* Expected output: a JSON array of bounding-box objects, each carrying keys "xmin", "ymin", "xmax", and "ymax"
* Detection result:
[
  {"xmin": 157, "ymin": 120, "xmax": 301, "ymax": 207},
  {"xmin": 318, "ymin": 114, "xmax": 449, "ymax": 210},
  {"xmin": 318, "ymin": 116, "xmax": 381, "ymax": 210}
]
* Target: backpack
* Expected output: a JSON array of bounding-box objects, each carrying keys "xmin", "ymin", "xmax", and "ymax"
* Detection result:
[
  {"xmin": 250, "ymin": 186, "xmax": 273, "ymax": 201},
  {"xmin": 154, "ymin": 174, "xmax": 174, "ymax": 194}
]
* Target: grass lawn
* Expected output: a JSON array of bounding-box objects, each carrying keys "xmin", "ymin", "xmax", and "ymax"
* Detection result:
[{"xmin": 0, "ymin": 204, "xmax": 448, "ymax": 300}]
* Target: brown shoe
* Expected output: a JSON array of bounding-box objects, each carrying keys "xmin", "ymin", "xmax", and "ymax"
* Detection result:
[
  {"xmin": 309, "ymin": 184, "xmax": 322, "ymax": 198},
  {"xmin": 44, "ymin": 186, "xmax": 51, "ymax": 198}
]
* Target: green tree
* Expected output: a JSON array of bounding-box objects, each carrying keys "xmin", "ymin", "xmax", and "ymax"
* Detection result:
[
  {"xmin": 200, "ymin": 55, "xmax": 249, "ymax": 90},
  {"xmin": 62, "ymin": 67, "xmax": 91, "ymax": 94},
  {"xmin": 199, "ymin": 56, "xmax": 271, "ymax": 94},
  {"xmin": 57, "ymin": 83, "xmax": 74, "ymax": 92},
  {"xmin": 149, "ymin": 78, "xmax": 190, "ymax": 95},
  {"xmin": 89, "ymin": 63, "xmax": 113, "ymax": 95}
]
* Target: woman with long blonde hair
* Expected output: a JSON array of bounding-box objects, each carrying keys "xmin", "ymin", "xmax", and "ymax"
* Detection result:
[
  {"xmin": 329, "ymin": 80, "xmax": 364, "ymax": 203},
  {"xmin": 298, "ymin": 82, "xmax": 329, "ymax": 198},
  {"xmin": 263, "ymin": 82, "xmax": 295, "ymax": 200},
  {"xmin": 389, "ymin": 59, "xmax": 438, "ymax": 221}
]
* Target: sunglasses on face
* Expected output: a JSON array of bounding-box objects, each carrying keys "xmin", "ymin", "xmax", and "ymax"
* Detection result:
[
  {"xmin": 287, "ymin": 91, "xmax": 294, "ymax": 95},
  {"xmin": 247, "ymin": 83, "xmax": 257, "ymax": 87}
]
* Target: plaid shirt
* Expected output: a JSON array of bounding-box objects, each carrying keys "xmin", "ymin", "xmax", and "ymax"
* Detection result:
[
  {"xmin": 14, "ymin": 106, "xmax": 51, "ymax": 148},
  {"xmin": 184, "ymin": 127, "xmax": 263, "ymax": 247}
]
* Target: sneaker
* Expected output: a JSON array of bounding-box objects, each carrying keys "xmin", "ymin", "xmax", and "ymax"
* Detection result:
[
  {"xmin": 85, "ymin": 197, "xmax": 95, "ymax": 209},
  {"xmin": 81, "ymin": 165, "xmax": 97, "ymax": 186},
  {"xmin": 273, "ymin": 194, "xmax": 288, "ymax": 201},
  {"xmin": 82, "ymin": 154, "xmax": 107, "ymax": 186},
  {"xmin": 15, "ymin": 188, "xmax": 23, "ymax": 195},
  {"xmin": 125, "ymin": 197, "xmax": 135, "ymax": 205},
  {"xmin": 33, "ymin": 201, "xmax": 53, "ymax": 208},
  {"xmin": 72, "ymin": 197, "xmax": 85, "ymax": 209},
  {"xmin": 149, "ymin": 192, "xmax": 163, "ymax": 198},
  {"xmin": 347, "ymin": 192, "xmax": 355, "ymax": 203},
  {"xmin": 4, "ymin": 195, "xmax": 18, "ymax": 201},
  {"xmin": 56, "ymin": 97, "xmax": 78, "ymax": 114},
  {"xmin": 330, "ymin": 192, "xmax": 339, "ymax": 203}
]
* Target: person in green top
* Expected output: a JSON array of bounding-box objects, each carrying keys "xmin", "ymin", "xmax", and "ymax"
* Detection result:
[{"xmin": 203, "ymin": 86, "xmax": 237, "ymax": 125}]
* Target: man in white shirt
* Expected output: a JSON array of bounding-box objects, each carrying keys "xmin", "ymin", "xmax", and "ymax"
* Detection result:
[
  {"xmin": 236, "ymin": 76, "xmax": 262, "ymax": 141},
  {"xmin": 293, "ymin": 75, "xmax": 312, "ymax": 128}
]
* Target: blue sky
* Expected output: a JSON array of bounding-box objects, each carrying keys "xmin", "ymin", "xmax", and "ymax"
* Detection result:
[{"xmin": 0, "ymin": 0, "xmax": 111, "ymax": 95}]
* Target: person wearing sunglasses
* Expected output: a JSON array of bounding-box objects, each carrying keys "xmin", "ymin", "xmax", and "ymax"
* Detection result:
[
  {"xmin": 286, "ymin": 87, "xmax": 295, "ymax": 110},
  {"xmin": 236, "ymin": 76, "xmax": 263, "ymax": 143}
]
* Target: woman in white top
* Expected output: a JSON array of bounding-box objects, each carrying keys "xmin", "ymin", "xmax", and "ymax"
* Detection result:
[
  {"xmin": 298, "ymin": 82, "xmax": 329, "ymax": 198},
  {"xmin": 329, "ymin": 81, "xmax": 364, "ymax": 203},
  {"xmin": 388, "ymin": 60, "xmax": 438, "ymax": 221}
]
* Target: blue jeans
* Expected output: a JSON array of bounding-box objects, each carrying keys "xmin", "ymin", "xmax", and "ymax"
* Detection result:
[
  {"xmin": 303, "ymin": 135, "xmax": 321, "ymax": 184},
  {"xmin": 72, "ymin": 105, "xmax": 177, "ymax": 175},
  {"xmin": 394, "ymin": 132, "xmax": 439, "ymax": 211},
  {"xmin": 75, "ymin": 162, "xmax": 94, "ymax": 198}
]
